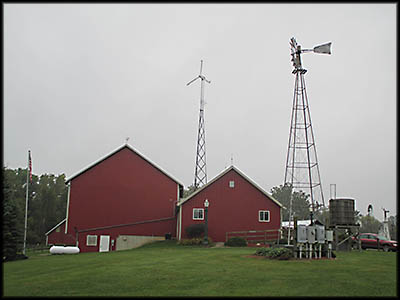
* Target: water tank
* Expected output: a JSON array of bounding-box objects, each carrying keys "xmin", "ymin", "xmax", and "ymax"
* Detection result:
[
  {"xmin": 329, "ymin": 198, "xmax": 355, "ymax": 226},
  {"xmin": 50, "ymin": 246, "xmax": 80, "ymax": 254}
]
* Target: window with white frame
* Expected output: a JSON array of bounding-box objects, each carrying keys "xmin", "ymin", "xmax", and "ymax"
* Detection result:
[
  {"xmin": 86, "ymin": 235, "xmax": 98, "ymax": 246},
  {"xmin": 229, "ymin": 180, "xmax": 235, "ymax": 188},
  {"xmin": 259, "ymin": 210, "xmax": 270, "ymax": 222},
  {"xmin": 193, "ymin": 208, "xmax": 204, "ymax": 220}
]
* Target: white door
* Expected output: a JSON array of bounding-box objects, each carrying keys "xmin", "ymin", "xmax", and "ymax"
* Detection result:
[{"xmin": 99, "ymin": 235, "xmax": 110, "ymax": 252}]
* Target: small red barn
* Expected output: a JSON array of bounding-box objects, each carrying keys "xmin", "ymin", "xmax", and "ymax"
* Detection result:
[
  {"xmin": 45, "ymin": 219, "xmax": 75, "ymax": 246},
  {"xmin": 177, "ymin": 166, "xmax": 282, "ymax": 243},
  {"xmin": 46, "ymin": 143, "xmax": 183, "ymax": 252}
]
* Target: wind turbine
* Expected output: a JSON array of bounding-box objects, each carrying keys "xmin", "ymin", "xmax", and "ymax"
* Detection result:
[{"xmin": 187, "ymin": 60, "xmax": 211, "ymax": 189}]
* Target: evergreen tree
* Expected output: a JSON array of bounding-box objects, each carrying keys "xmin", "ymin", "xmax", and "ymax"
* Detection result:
[{"xmin": 3, "ymin": 168, "xmax": 22, "ymax": 260}]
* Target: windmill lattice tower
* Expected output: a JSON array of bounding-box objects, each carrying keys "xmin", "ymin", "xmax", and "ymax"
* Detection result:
[
  {"xmin": 187, "ymin": 60, "xmax": 211, "ymax": 189},
  {"xmin": 284, "ymin": 37, "xmax": 331, "ymax": 223}
]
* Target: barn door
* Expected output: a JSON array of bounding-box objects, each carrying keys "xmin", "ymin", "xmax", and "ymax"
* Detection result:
[{"xmin": 99, "ymin": 235, "xmax": 110, "ymax": 252}]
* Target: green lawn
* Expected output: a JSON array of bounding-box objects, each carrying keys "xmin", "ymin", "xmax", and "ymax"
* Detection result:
[{"xmin": 3, "ymin": 241, "xmax": 397, "ymax": 297}]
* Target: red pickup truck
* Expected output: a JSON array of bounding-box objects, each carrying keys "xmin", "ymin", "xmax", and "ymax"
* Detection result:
[{"xmin": 352, "ymin": 233, "xmax": 397, "ymax": 252}]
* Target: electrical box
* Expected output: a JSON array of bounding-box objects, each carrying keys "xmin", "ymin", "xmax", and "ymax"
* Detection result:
[
  {"xmin": 315, "ymin": 225, "xmax": 325, "ymax": 244},
  {"xmin": 307, "ymin": 226, "xmax": 316, "ymax": 243},
  {"xmin": 326, "ymin": 230, "xmax": 333, "ymax": 242},
  {"xmin": 297, "ymin": 225, "xmax": 307, "ymax": 243}
]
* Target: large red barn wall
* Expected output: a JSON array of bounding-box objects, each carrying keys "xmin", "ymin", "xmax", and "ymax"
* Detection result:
[
  {"xmin": 77, "ymin": 218, "xmax": 176, "ymax": 252},
  {"xmin": 66, "ymin": 147, "xmax": 179, "ymax": 247},
  {"xmin": 181, "ymin": 169, "xmax": 281, "ymax": 242}
]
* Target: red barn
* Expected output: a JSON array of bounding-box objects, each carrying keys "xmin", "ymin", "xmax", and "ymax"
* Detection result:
[
  {"xmin": 45, "ymin": 219, "xmax": 75, "ymax": 246},
  {"xmin": 177, "ymin": 166, "xmax": 282, "ymax": 243},
  {"xmin": 46, "ymin": 144, "xmax": 183, "ymax": 253}
]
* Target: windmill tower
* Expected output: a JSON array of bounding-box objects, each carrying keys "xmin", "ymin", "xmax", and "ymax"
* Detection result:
[
  {"xmin": 187, "ymin": 60, "xmax": 211, "ymax": 189},
  {"xmin": 379, "ymin": 207, "xmax": 391, "ymax": 240},
  {"xmin": 284, "ymin": 37, "xmax": 331, "ymax": 236}
]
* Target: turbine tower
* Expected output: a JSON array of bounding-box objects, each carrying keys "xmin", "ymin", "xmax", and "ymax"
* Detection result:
[
  {"xmin": 284, "ymin": 37, "xmax": 331, "ymax": 232},
  {"xmin": 187, "ymin": 60, "xmax": 211, "ymax": 189}
]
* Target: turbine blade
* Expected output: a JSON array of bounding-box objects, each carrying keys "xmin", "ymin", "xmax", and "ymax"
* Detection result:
[{"xmin": 186, "ymin": 76, "xmax": 200, "ymax": 86}]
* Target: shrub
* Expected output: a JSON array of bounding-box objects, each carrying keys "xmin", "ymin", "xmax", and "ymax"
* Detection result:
[
  {"xmin": 255, "ymin": 248, "xmax": 268, "ymax": 256},
  {"xmin": 179, "ymin": 238, "xmax": 203, "ymax": 246},
  {"xmin": 225, "ymin": 237, "xmax": 247, "ymax": 247},
  {"xmin": 185, "ymin": 224, "xmax": 206, "ymax": 239},
  {"xmin": 254, "ymin": 247, "xmax": 292, "ymax": 260},
  {"xmin": 178, "ymin": 237, "xmax": 213, "ymax": 246}
]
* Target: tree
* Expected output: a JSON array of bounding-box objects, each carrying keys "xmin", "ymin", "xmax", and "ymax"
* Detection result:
[
  {"xmin": 183, "ymin": 184, "xmax": 197, "ymax": 198},
  {"xmin": 3, "ymin": 168, "xmax": 22, "ymax": 260},
  {"xmin": 2, "ymin": 167, "xmax": 68, "ymax": 247},
  {"xmin": 270, "ymin": 183, "xmax": 311, "ymax": 221},
  {"xmin": 28, "ymin": 173, "xmax": 68, "ymax": 245},
  {"xmin": 359, "ymin": 215, "xmax": 382, "ymax": 234}
]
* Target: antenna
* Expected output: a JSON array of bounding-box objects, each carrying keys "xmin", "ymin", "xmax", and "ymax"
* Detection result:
[
  {"xmin": 187, "ymin": 60, "xmax": 211, "ymax": 189},
  {"xmin": 285, "ymin": 37, "xmax": 331, "ymax": 243}
]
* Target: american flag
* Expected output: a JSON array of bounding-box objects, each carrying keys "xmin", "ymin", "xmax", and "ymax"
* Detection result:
[{"xmin": 28, "ymin": 150, "xmax": 32, "ymax": 182}]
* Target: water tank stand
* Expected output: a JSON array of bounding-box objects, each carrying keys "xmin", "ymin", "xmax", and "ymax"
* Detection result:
[{"xmin": 330, "ymin": 224, "xmax": 360, "ymax": 251}]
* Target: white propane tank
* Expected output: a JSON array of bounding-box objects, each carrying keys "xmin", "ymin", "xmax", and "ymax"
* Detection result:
[{"xmin": 50, "ymin": 246, "xmax": 80, "ymax": 254}]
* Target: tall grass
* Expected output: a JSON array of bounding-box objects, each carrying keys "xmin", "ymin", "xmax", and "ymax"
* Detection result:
[{"xmin": 3, "ymin": 241, "xmax": 397, "ymax": 297}]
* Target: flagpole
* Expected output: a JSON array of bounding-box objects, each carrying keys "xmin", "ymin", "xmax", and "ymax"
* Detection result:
[{"xmin": 23, "ymin": 150, "xmax": 30, "ymax": 256}]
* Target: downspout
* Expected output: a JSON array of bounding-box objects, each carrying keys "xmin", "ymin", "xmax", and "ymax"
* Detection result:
[
  {"xmin": 176, "ymin": 183, "xmax": 182, "ymax": 240},
  {"xmin": 65, "ymin": 182, "xmax": 71, "ymax": 234},
  {"xmin": 178, "ymin": 204, "xmax": 182, "ymax": 240},
  {"xmin": 74, "ymin": 227, "xmax": 79, "ymax": 247}
]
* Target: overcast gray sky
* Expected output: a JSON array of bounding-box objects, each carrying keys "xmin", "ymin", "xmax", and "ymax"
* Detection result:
[{"xmin": 4, "ymin": 3, "xmax": 396, "ymax": 221}]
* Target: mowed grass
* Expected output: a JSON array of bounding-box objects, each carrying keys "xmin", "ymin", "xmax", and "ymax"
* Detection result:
[{"xmin": 3, "ymin": 240, "xmax": 397, "ymax": 297}]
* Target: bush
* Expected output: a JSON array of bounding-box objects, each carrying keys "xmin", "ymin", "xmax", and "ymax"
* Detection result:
[
  {"xmin": 225, "ymin": 237, "xmax": 247, "ymax": 247},
  {"xmin": 185, "ymin": 224, "xmax": 206, "ymax": 239},
  {"xmin": 255, "ymin": 248, "xmax": 268, "ymax": 256},
  {"xmin": 178, "ymin": 238, "xmax": 203, "ymax": 245},
  {"xmin": 178, "ymin": 237, "xmax": 213, "ymax": 246},
  {"xmin": 254, "ymin": 247, "xmax": 292, "ymax": 260}
]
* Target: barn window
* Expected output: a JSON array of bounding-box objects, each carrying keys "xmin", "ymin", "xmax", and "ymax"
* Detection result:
[
  {"xmin": 259, "ymin": 210, "xmax": 270, "ymax": 222},
  {"xmin": 229, "ymin": 180, "xmax": 235, "ymax": 188},
  {"xmin": 56, "ymin": 227, "xmax": 60, "ymax": 233},
  {"xmin": 86, "ymin": 235, "xmax": 98, "ymax": 246},
  {"xmin": 193, "ymin": 208, "xmax": 204, "ymax": 220}
]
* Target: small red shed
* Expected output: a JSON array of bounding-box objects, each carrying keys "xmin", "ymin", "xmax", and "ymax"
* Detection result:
[
  {"xmin": 46, "ymin": 143, "xmax": 183, "ymax": 253},
  {"xmin": 45, "ymin": 219, "xmax": 75, "ymax": 246},
  {"xmin": 177, "ymin": 166, "xmax": 282, "ymax": 243}
]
